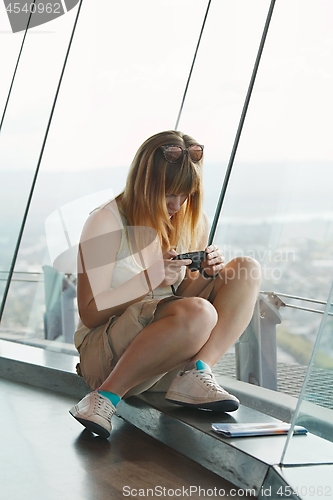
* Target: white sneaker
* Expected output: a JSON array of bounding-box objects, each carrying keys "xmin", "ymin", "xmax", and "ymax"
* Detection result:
[
  {"xmin": 69, "ymin": 391, "xmax": 116, "ymax": 438},
  {"xmin": 165, "ymin": 360, "xmax": 239, "ymax": 412}
]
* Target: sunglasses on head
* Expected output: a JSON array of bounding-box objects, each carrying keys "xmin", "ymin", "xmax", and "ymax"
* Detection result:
[{"xmin": 160, "ymin": 144, "xmax": 204, "ymax": 164}]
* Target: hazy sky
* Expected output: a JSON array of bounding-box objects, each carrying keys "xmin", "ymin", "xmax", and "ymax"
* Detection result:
[{"xmin": 0, "ymin": 0, "xmax": 332, "ymax": 175}]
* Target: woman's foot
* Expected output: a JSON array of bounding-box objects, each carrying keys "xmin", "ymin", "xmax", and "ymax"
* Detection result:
[
  {"xmin": 69, "ymin": 391, "xmax": 117, "ymax": 438},
  {"xmin": 165, "ymin": 360, "xmax": 239, "ymax": 412}
]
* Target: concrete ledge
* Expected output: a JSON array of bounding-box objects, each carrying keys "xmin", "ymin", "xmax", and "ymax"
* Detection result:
[
  {"xmin": 218, "ymin": 375, "xmax": 333, "ymax": 442},
  {"xmin": 1, "ymin": 339, "xmax": 332, "ymax": 440},
  {"xmin": 117, "ymin": 393, "xmax": 269, "ymax": 495},
  {"xmin": 0, "ymin": 340, "xmax": 89, "ymax": 398},
  {"xmin": 1, "ymin": 339, "xmax": 333, "ymax": 499},
  {"xmin": 116, "ymin": 392, "xmax": 333, "ymax": 498}
]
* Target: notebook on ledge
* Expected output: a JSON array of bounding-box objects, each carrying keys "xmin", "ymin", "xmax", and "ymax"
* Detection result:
[{"xmin": 211, "ymin": 422, "xmax": 308, "ymax": 438}]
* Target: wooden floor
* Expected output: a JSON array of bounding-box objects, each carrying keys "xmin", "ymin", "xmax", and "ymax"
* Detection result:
[{"xmin": 1, "ymin": 378, "xmax": 252, "ymax": 500}]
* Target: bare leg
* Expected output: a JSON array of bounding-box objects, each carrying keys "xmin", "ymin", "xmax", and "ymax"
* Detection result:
[
  {"xmin": 98, "ymin": 297, "xmax": 217, "ymax": 397},
  {"xmin": 191, "ymin": 257, "xmax": 261, "ymax": 367}
]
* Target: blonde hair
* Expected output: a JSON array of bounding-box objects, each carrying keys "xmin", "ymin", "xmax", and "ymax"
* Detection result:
[{"xmin": 117, "ymin": 130, "xmax": 205, "ymax": 251}]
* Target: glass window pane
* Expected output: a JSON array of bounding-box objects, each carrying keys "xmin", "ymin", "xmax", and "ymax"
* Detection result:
[
  {"xmin": 2, "ymin": 0, "xmax": 332, "ymax": 462},
  {"xmin": 211, "ymin": 0, "xmax": 333, "ymax": 461},
  {"xmin": 0, "ymin": 0, "xmax": 223, "ymax": 350},
  {"xmin": 0, "ymin": 18, "xmax": 26, "ymax": 117},
  {"xmin": 281, "ymin": 281, "xmax": 333, "ymax": 466},
  {"xmin": 0, "ymin": 7, "xmax": 80, "ymax": 328},
  {"xmin": 178, "ymin": 0, "xmax": 270, "ymax": 222}
]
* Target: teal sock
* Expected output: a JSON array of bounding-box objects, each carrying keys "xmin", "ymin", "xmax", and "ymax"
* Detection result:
[
  {"xmin": 195, "ymin": 360, "xmax": 211, "ymax": 371},
  {"xmin": 184, "ymin": 360, "xmax": 211, "ymax": 372},
  {"xmin": 98, "ymin": 390, "xmax": 121, "ymax": 407}
]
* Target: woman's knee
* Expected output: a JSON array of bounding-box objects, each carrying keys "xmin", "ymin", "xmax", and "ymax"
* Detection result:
[
  {"xmin": 224, "ymin": 256, "xmax": 261, "ymax": 285},
  {"xmin": 173, "ymin": 297, "xmax": 218, "ymax": 334}
]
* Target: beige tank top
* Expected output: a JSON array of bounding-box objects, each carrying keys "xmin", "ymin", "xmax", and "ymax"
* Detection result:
[{"xmin": 74, "ymin": 200, "xmax": 185, "ymax": 349}]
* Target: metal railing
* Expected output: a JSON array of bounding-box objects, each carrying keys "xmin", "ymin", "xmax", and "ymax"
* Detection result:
[{"xmin": 262, "ymin": 291, "xmax": 333, "ymax": 317}]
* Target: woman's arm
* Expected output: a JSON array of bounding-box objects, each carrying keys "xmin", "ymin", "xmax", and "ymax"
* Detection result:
[{"xmin": 77, "ymin": 206, "xmax": 164, "ymax": 328}]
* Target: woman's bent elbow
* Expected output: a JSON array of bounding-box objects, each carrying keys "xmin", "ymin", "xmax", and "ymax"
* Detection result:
[{"xmin": 79, "ymin": 308, "xmax": 106, "ymax": 330}]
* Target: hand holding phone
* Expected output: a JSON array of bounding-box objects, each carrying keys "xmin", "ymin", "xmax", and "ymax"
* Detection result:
[{"xmin": 172, "ymin": 250, "xmax": 206, "ymax": 272}]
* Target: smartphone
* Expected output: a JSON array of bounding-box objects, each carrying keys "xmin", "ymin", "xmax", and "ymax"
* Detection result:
[{"xmin": 172, "ymin": 250, "xmax": 206, "ymax": 272}]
